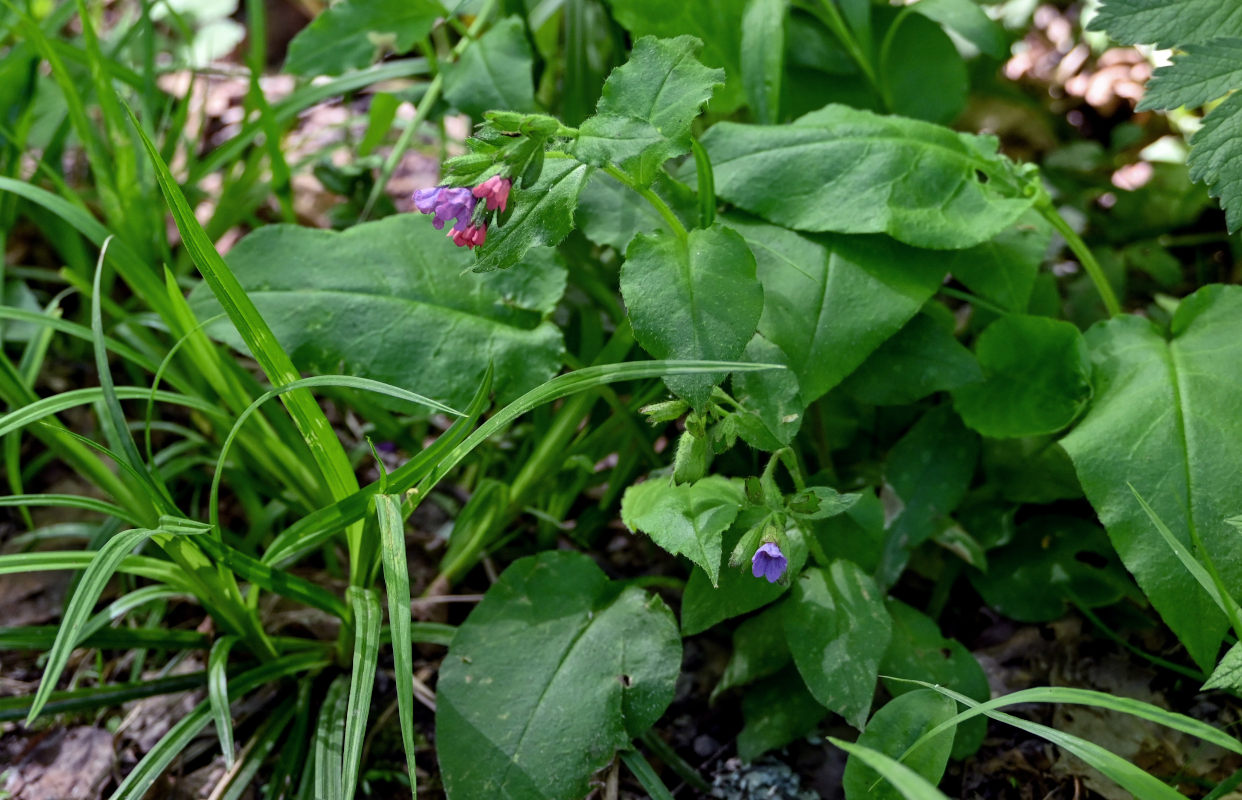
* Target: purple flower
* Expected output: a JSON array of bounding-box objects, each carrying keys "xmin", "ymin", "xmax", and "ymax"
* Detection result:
[
  {"xmin": 413, "ymin": 186, "xmax": 476, "ymax": 231},
  {"xmin": 751, "ymin": 542, "xmax": 787, "ymax": 583}
]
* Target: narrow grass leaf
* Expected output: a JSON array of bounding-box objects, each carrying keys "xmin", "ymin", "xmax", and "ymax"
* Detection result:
[
  {"xmin": 25, "ymin": 523, "xmax": 206, "ymax": 724},
  {"xmin": 621, "ymin": 750, "xmax": 676, "ymax": 800},
  {"xmin": 343, "ymin": 587, "xmax": 382, "ymax": 800},
  {"xmin": 0, "ymin": 671, "xmax": 208, "ymax": 722},
  {"xmin": 0, "ymin": 493, "xmax": 143, "ymax": 525},
  {"xmin": 209, "ymin": 636, "xmax": 239, "ymax": 766},
  {"xmin": 829, "ymin": 738, "xmax": 952, "ymax": 800},
  {"xmin": 314, "ymin": 676, "xmax": 350, "ymax": 800},
  {"xmin": 377, "ymin": 494, "xmax": 418, "ymax": 791},
  {"xmin": 109, "ymin": 652, "xmax": 326, "ymax": 800},
  {"xmin": 894, "ymin": 681, "xmax": 1193, "ymax": 800},
  {"xmin": 0, "ymin": 385, "xmax": 229, "ymax": 439}
]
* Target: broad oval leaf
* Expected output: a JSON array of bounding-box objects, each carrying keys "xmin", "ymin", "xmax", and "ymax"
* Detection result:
[
  {"xmin": 729, "ymin": 218, "xmax": 953, "ymax": 403},
  {"xmin": 621, "ymin": 224, "xmax": 764, "ymax": 407},
  {"xmin": 951, "ymin": 315, "xmax": 1092, "ymax": 439},
  {"xmin": 782, "ymin": 560, "xmax": 891, "ymax": 729},
  {"xmin": 702, "ymin": 104, "xmax": 1037, "ymax": 249},
  {"xmin": 1061, "ymin": 285, "xmax": 1242, "ymax": 671},
  {"xmin": 442, "ymin": 16, "xmax": 538, "ymax": 117},
  {"xmin": 436, "ymin": 551, "xmax": 681, "ymax": 800},
  {"xmin": 843, "ymin": 690, "xmax": 956, "ymax": 800},
  {"xmin": 191, "ymin": 215, "xmax": 566, "ymax": 408}
]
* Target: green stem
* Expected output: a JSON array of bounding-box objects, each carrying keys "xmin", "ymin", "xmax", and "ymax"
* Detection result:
[
  {"xmin": 1072, "ymin": 599, "xmax": 1204, "ymax": 682},
  {"xmin": 938, "ymin": 285, "xmax": 1009, "ymax": 317},
  {"xmin": 360, "ymin": 0, "xmax": 498, "ymax": 220},
  {"xmin": 638, "ymin": 730, "xmax": 711, "ymax": 793},
  {"xmin": 1038, "ymin": 199, "xmax": 1122, "ymax": 317},
  {"xmin": 602, "ymin": 164, "xmax": 688, "ymax": 241}
]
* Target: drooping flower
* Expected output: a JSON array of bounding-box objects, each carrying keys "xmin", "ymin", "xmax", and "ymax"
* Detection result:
[
  {"xmin": 471, "ymin": 175, "xmax": 512, "ymax": 212},
  {"xmin": 413, "ymin": 186, "xmax": 476, "ymax": 231},
  {"xmin": 751, "ymin": 541, "xmax": 787, "ymax": 583}
]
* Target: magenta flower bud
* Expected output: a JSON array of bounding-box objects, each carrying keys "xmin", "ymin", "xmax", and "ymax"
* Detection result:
[
  {"xmin": 448, "ymin": 223, "xmax": 487, "ymax": 250},
  {"xmin": 751, "ymin": 542, "xmax": 787, "ymax": 583}
]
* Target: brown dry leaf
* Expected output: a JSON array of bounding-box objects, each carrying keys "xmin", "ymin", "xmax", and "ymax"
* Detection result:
[{"xmin": 3, "ymin": 727, "xmax": 113, "ymax": 800}]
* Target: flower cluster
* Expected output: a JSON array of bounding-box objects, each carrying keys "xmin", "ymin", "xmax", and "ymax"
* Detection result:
[{"xmin": 413, "ymin": 175, "xmax": 513, "ymax": 251}]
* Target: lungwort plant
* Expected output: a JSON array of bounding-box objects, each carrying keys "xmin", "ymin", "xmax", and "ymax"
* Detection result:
[{"xmin": 3, "ymin": 0, "xmax": 1242, "ymax": 797}]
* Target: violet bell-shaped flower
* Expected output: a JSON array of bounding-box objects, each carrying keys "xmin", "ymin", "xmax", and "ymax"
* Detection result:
[
  {"xmin": 413, "ymin": 186, "xmax": 476, "ymax": 231},
  {"xmin": 472, "ymin": 175, "xmax": 512, "ymax": 212},
  {"xmin": 751, "ymin": 541, "xmax": 787, "ymax": 583}
]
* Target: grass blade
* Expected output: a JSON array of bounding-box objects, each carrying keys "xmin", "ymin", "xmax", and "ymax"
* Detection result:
[
  {"xmin": 377, "ymin": 494, "xmax": 418, "ymax": 793},
  {"xmin": 26, "ymin": 526, "xmax": 165, "ymax": 723},
  {"xmin": 829, "ymin": 738, "xmax": 951, "ymax": 799},
  {"xmin": 0, "ymin": 550, "xmax": 188, "ymax": 587},
  {"xmin": 109, "ymin": 651, "xmax": 327, "ymax": 800},
  {"xmin": 264, "ymin": 360, "xmax": 778, "ymax": 567},
  {"xmin": 0, "ymin": 385, "xmax": 229, "ymax": 439},
  {"xmin": 314, "ymin": 675, "xmax": 350, "ymax": 800},
  {"xmin": 209, "ymin": 635, "xmax": 239, "ymax": 766},
  {"xmin": 127, "ymin": 106, "xmax": 367, "ymax": 579},
  {"xmin": 0, "ymin": 625, "xmax": 206, "ymax": 652},
  {"xmin": 892, "ymin": 678, "xmax": 1242, "ymax": 760},
  {"xmin": 621, "ymin": 750, "xmax": 676, "ymax": 800},
  {"xmin": 342, "ymin": 587, "xmax": 382, "ymax": 800},
  {"xmin": 0, "ymin": 493, "xmax": 143, "ymax": 525},
  {"xmin": 895, "ymin": 681, "xmax": 1190, "ymax": 800},
  {"xmin": 0, "ymin": 671, "xmax": 208, "ymax": 722}
]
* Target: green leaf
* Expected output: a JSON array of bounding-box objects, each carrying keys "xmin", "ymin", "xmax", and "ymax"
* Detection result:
[
  {"xmin": 730, "ymin": 334, "xmax": 804, "ymax": 449},
  {"xmin": 1186, "ymin": 90, "xmax": 1242, "ymax": 232},
  {"xmin": 1088, "ymin": 0, "xmax": 1242, "ymax": 47},
  {"xmin": 191, "ymin": 216, "xmax": 565, "ymax": 408},
  {"xmin": 26, "ymin": 524, "xmax": 204, "ymax": 725},
  {"xmin": 908, "ymin": 0, "xmax": 1008, "ymax": 59},
  {"xmin": 880, "ymin": 601, "xmax": 989, "ymax": 759},
  {"xmin": 787, "ymin": 486, "xmax": 860, "ymax": 521},
  {"xmin": 837, "ymin": 743, "xmax": 952, "ymax": 800},
  {"xmin": 843, "ymin": 690, "xmax": 956, "ymax": 800},
  {"xmin": 878, "ymin": 10, "xmax": 967, "ymax": 125},
  {"xmin": 474, "ymin": 159, "xmax": 592, "ymax": 271},
  {"xmin": 981, "ymin": 436, "xmax": 1082, "ymax": 504},
  {"xmin": 1204, "ymin": 642, "xmax": 1242, "ymax": 692},
  {"xmin": 702, "ymin": 105, "xmax": 1037, "ymax": 249},
  {"xmin": 606, "ymin": 0, "xmax": 748, "ymax": 110},
  {"xmin": 1060, "ymin": 285, "xmax": 1242, "ymax": 670},
  {"xmin": 376, "ymin": 495, "xmax": 419, "ymax": 792},
  {"xmin": 952, "ymin": 315, "xmax": 1092, "ymax": 439},
  {"xmin": 782, "ymin": 561, "xmax": 891, "ymax": 729},
  {"xmin": 621, "ymin": 224, "xmax": 764, "ymax": 407},
  {"xmin": 713, "ymin": 603, "xmax": 791, "ymax": 700},
  {"xmin": 737, "ymin": 665, "xmax": 828, "ymax": 761},
  {"xmin": 968, "ymin": 516, "xmax": 1132, "ymax": 622},
  {"xmin": 442, "ymin": 16, "xmax": 538, "ymax": 117},
  {"xmin": 284, "ymin": 0, "xmax": 442, "ymax": 76},
  {"xmin": 898, "ymin": 682, "xmax": 1205, "ymax": 800},
  {"xmin": 436, "ymin": 551, "xmax": 681, "ymax": 799},
  {"xmin": 208, "ymin": 636, "xmax": 238, "ymax": 766},
  {"xmin": 621, "ymin": 475, "xmax": 745, "ymax": 586},
  {"xmin": 1140, "ymin": 38, "xmax": 1242, "ymax": 110},
  {"xmin": 843, "ymin": 311, "xmax": 982, "ymax": 406},
  {"xmin": 343, "ymin": 588, "xmax": 382, "ymax": 800},
  {"xmin": 573, "ymin": 36, "xmax": 724, "ymax": 186},
  {"xmin": 681, "ymin": 512, "xmax": 809, "ymax": 635},
  {"xmin": 730, "ymin": 218, "xmax": 952, "ymax": 403},
  {"xmin": 740, "ymin": 0, "xmax": 787, "ymax": 123},
  {"xmin": 313, "ymin": 676, "xmax": 350, "ymax": 800},
  {"xmin": 945, "ymin": 213, "xmax": 1051, "ymax": 312}
]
